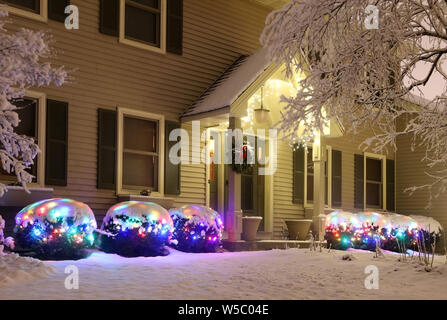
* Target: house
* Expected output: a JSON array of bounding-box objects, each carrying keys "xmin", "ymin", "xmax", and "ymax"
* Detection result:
[{"xmin": 0, "ymin": 0, "xmax": 445, "ymax": 243}]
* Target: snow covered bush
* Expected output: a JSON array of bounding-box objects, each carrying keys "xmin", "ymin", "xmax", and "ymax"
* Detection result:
[
  {"xmin": 0, "ymin": 9, "xmax": 67, "ymax": 196},
  {"xmin": 325, "ymin": 211, "xmax": 443, "ymax": 253},
  {"xmin": 0, "ymin": 214, "xmax": 14, "ymax": 255},
  {"xmin": 169, "ymin": 205, "xmax": 223, "ymax": 253},
  {"xmin": 14, "ymin": 198, "xmax": 97, "ymax": 260},
  {"xmin": 99, "ymin": 201, "xmax": 174, "ymax": 257}
]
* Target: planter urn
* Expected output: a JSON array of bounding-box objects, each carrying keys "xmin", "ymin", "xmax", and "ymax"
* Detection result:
[
  {"xmin": 242, "ymin": 216, "xmax": 263, "ymax": 241},
  {"xmin": 285, "ymin": 219, "xmax": 313, "ymax": 240}
]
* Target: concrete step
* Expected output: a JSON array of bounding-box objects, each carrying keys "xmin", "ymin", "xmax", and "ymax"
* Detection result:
[{"xmin": 223, "ymin": 240, "xmax": 326, "ymax": 252}]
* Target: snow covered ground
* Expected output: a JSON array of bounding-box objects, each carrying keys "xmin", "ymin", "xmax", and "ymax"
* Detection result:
[{"xmin": 0, "ymin": 248, "xmax": 446, "ymax": 300}]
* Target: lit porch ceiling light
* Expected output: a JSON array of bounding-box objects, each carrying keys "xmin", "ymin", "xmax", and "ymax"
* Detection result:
[{"xmin": 254, "ymin": 86, "xmax": 272, "ymax": 125}]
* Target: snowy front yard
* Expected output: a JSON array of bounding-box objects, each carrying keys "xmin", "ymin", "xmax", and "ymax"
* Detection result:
[{"xmin": 0, "ymin": 248, "xmax": 446, "ymax": 300}]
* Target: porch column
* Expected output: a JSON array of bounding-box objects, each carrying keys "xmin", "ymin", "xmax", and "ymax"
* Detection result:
[
  {"xmin": 227, "ymin": 116, "xmax": 243, "ymax": 241},
  {"xmin": 312, "ymin": 134, "xmax": 326, "ymax": 241}
]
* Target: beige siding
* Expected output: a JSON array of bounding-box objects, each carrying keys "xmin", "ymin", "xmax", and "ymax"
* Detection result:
[
  {"xmin": 174, "ymin": 123, "xmax": 207, "ymax": 207},
  {"xmin": 328, "ymin": 128, "xmax": 395, "ymax": 211},
  {"xmin": 272, "ymin": 141, "xmax": 305, "ymax": 238},
  {"xmin": 396, "ymin": 122, "xmax": 447, "ymax": 233},
  {"xmin": 6, "ymin": 0, "xmax": 270, "ymax": 215},
  {"xmin": 272, "ymin": 128, "xmax": 396, "ymax": 239}
]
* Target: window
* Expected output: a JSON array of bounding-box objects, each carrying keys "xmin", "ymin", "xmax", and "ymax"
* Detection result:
[
  {"xmin": 357, "ymin": 152, "xmax": 387, "ymax": 210},
  {"xmin": 117, "ymin": 108, "xmax": 165, "ymax": 196},
  {"xmin": 304, "ymin": 147, "xmax": 331, "ymax": 207},
  {"xmin": 120, "ymin": 0, "xmax": 167, "ymax": 53},
  {"xmin": 123, "ymin": 117, "xmax": 158, "ymax": 190},
  {"xmin": 6, "ymin": 0, "xmax": 40, "ymax": 13},
  {"xmin": 0, "ymin": 92, "xmax": 46, "ymax": 186},
  {"xmin": 365, "ymin": 157, "xmax": 383, "ymax": 208},
  {"xmin": 4, "ymin": 0, "xmax": 47, "ymax": 22}
]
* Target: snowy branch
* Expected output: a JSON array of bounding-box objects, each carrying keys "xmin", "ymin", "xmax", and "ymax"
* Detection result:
[
  {"xmin": 0, "ymin": 9, "xmax": 67, "ymax": 196},
  {"xmin": 261, "ymin": 0, "xmax": 447, "ymax": 203}
]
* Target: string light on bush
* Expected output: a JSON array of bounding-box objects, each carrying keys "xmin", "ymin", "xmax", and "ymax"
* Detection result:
[
  {"xmin": 324, "ymin": 211, "xmax": 441, "ymax": 253},
  {"xmin": 169, "ymin": 205, "xmax": 224, "ymax": 253},
  {"xmin": 14, "ymin": 198, "xmax": 97, "ymax": 259},
  {"xmin": 99, "ymin": 201, "xmax": 174, "ymax": 257}
]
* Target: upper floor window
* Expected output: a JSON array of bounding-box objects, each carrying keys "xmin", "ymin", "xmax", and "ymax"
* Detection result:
[
  {"xmin": 4, "ymin": 0, "xmax": 69, "ymax": 23},
  {"xmin": 120, "ymin": 0, "xmax": 167, "ymax": 53},
  {"xmin": 6, "ymin": 0, "xmax": 40, "ymax": 13},
  {"xmin": 4, "ymin": 0, "xmax": 47, "ymax": 22}
]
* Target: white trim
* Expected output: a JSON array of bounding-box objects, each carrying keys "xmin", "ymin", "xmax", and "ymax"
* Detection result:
[
  {"xmin": 205, "ymin": 129, "xmax": 211, "ymax": 207},
  {"xmin": 363, "ymin": 152, "xmax": 387, "ymax": 211},
  {"xmin": 116, "ymin": 107, "xmax": 165, "ymax": 197},
  {"xmin": 0, "ymin": 91, "xmax": 46, "ymax": 188},
  {"xmin": 4, "ymin": 0, "xmax": 48, "ymax": 23},
  {"xmin": 304, "ymin": 145, "xmax": 332, "ymax": 209},
  {"xmin": 326, "ymin": 145, "xmax": 332, "ymax": 208},
  {"xmin": 28, "ymin": 90, "xmax": 46, "ymax": 187},
  {"xmin": 119, "ymin": 0, "xmax": 167, "ymax": 54}
]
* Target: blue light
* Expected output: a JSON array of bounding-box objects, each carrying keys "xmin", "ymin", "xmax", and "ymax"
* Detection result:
[
  {"xmin": 32, "ymin": 228, "xmax": 42, "ymax": 237},
  {"xmin": 342, "ymin": 237, "xmax": 350, "ymax": 245}
]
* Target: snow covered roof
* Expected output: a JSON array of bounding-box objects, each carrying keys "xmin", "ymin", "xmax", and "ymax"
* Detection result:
[{"xmin": 181, "ymin": 48, "xmax": 272, "ymax": 119}]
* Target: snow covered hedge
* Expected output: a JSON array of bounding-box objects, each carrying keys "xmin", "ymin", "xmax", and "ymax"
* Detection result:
[
  {"xmin": 99, "ymin": 201, "xmax": 174, "ymax": 257},
  {"xmin": 169, "ymin": 205, "xmax": 223, "ymax": 253},
  {"xmin": 14, "ymin": 198, "xmax": 97, "ymax": 260},
  {"xmin": 325, "ymin": 211, "xmax": 444, "ymax": 253}
]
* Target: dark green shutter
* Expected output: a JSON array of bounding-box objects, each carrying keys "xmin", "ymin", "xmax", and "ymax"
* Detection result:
[
  {"xmin": 167, "ymin": 0, "xmax": 183, "ymax": 55},
  {"xmin": 164, "ymin": 121, "xmax": 181, "ymax": 195},
  {"xmin": 46, "ymin": 100, "xmax": 68, "ymax": 186},
  {"xmin": 386, "ymin": 159, "xmax": 395, "ymax": 211},
  {"xmin": 354, "ymin": 154, "xmax": 364, "ymax": 209},
  {"xmin": 97, "ymin": 109, "xmax": 117, "ymax": 190},
  {"xmin": 100, "ymin": 0, "xmax": 119, "ymax": 36},
  {"xmin": 332, "ymin": 150, "xmax": 342, "ymax": 207},
  {"xmin": 48, "ymin": 0, "xmax": 70, "ymax": 22},
  {"xmin": 292, "ymin": 146, "xmax": 305, "ymax": 204}
]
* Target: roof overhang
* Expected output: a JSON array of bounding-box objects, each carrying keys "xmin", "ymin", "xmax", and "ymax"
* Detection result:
[{"xmin": 181, "ymin": 48, "xmax": 346, "ymax": 139}]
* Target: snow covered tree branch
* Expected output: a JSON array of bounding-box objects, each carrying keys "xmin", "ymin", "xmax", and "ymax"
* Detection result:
[
  {"xmin": 0, "ymin": 9, "xmax": 67, "ymax": 196},
  {"xmin": 261, "ymin": 0, "xmax": 447, "ymax": 205}
]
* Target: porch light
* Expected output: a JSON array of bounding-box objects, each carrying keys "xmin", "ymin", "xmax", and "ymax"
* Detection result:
[
  {"xmin": 254, "ymin": 86, "xmax": 271, "ymax": 125},
  {"xmin": 209, "ymin": 136, "xmax": 215, "ymax": 154}
]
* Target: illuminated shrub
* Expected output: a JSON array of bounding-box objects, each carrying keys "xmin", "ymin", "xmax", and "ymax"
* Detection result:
[
  {"xmin": 169, "ymin": 205, "xmax": 223, "ymax": 253},
  {"xmin": 100, "ymin": 201, "xmax": 173, "ymax": 257},
  {"xmin": 325, "ymin": 211, "xmax": 443, "ymax": 253},
  {"xmin": 14, "ymin": 198, "xmax": 97, "ymax": 260}
]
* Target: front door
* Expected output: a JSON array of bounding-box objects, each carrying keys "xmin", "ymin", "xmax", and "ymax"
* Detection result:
[{"xmin": 224, "ymin": 137, "xmax": 265, "ymax": 231}]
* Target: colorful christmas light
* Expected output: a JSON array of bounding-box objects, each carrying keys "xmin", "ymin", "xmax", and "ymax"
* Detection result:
[
  {"xmin": 99, "ymin": 201, "xmax": 174, "ymax": 257},
  {"xmin": 14, "ymin": 198, "xmax": 97, "ymax": 260},
  {"xmin": 325, "ymin": 211, "xmax": 441, "ymax": 253},
  {"xmin": 169, "ymin": 205, "xmax": 224, "ymax": 253}
]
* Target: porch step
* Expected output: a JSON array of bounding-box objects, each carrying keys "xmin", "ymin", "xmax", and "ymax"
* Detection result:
[{"xmin": 223, "ymin": 240, "xmax": 326, "ymax": 252}]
